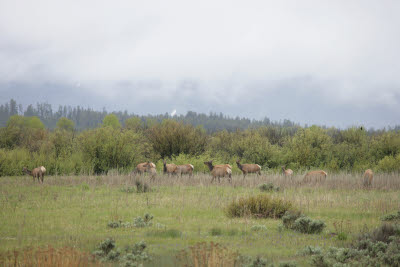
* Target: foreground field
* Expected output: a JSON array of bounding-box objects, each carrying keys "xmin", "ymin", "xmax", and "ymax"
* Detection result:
[{"xmin": 0, "ymin": 173, "xmax": 399, "ymax": 266}]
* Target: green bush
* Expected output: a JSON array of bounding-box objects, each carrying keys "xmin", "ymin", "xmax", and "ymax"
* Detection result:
[
  {"xmin": 306, "ymin": 223, "xmax": 400, "ymax": 266},
  {"xmin": 282, "ymin": 211, "xmax": 326, "ymax": 234},
  {"xmin": 226, "ymin": 195, "xmax": 294, "ymax": 219},
  {"xmin": 134, "ymin": 214, "xmax": 153, "ymax": 228},
  {"xmin": 282, "ymin": 211, "xmax": 302, "ymax": 229},
  {"xmin": 93, "ymin": 238, "xmax": 150, "ymax": 266},
  {"xmin": 381, "ymin": 211, "xmax": 400, "ymax": 222},
  {"xmin": 258, "ymin": 183, "xmax": 280, "ymax": 192}
]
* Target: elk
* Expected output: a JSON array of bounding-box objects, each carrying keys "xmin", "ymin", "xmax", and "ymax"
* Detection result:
[
  {"xmin": 363, "ymin": 169, "xmax": 373, "ymax": 187},
  {"xmin": 303, "ymin": 170, "xmax": 327, "ymax": 183},
  {"xmin": 175, "ymin": 164, "xmax": 194, "ymax": 177},
  {"xmin": 236, "ymin": 159, "xmax": 261, "ymax": 178},
  {"xmin": 145, "ymin": 161, "xmax": 157, "ymax": 180},
  {"xmin": 204, "ymin": 160, "xmax": 232, "ymax": 183},
  {"xmin": 23, "ymin": 166, "xmax": 45, "ymax": 183},
  {"xmin": 281, "ymin": 165, "xmax": 293, "ymax": 177},
  {"xmin": 133, "ymin": 162, "xmax": 156, "ymax": 178},
  {"xmin": 163, "ymin": 159, "xmax": 177, "ymax": 176}
]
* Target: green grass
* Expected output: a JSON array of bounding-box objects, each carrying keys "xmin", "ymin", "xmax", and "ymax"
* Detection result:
[{"xmin": 0, "ymin": 173, "xmax": 399, "ymax": 266}]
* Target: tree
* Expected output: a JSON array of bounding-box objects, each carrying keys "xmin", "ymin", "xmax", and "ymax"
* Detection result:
[
  {"xmin": 102, "ymin": 114, "xmax": 121, "ymax": 129},
  {"xmin": 56, "ymin": 117, "xmax": 75, "ymax": 131}
]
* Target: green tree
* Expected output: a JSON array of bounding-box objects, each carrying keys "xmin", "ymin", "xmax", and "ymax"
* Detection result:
[
  {"xmin": 102, "ymin": 114, "xmax": 121, "ymax": 129},
  {"xmin": 56, "ymin": 117, "xmax": 75, "ymax": 131},
  {"xmin": 124, "ymin": 117, "xmax": 143, "ymax": 132}
]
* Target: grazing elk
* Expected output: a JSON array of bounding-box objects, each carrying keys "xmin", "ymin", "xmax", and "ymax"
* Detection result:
[
  {"xmin": 163, "ymin": 159, "xmax": 177, "ymax": 176},
  {"xmin": 236, "ymin": 159, "xmax": 261, "ymax": 178},
  {"xmin": 303, "ymin": 170, "xmax": 327, "ymax": 183},
  {"xmin": 204, "ymin": 160, "xmax": 232, "ymax": 183},
  {"xmin": 175, "ymin": 164, "xmax": 194, "ymax": 177},
  {"xmin": 282, "ymin": 166, "xmax": 293, "ymax": 177},
  {"xmin": 363, "ymin": 169, "xmax": 373, "ymax": 187},
  {"xmin": 23, "ymin": 166, "xmax": 45, "ymax": 183}
]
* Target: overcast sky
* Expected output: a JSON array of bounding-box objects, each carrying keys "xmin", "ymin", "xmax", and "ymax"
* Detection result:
[{"xmin": 0, "ymin": 0, "xmax": 399, "ymax": 128}]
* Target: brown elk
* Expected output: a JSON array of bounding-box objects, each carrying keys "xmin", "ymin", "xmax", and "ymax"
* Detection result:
[
  {"xmin": 145, "ymin": 161, "xmax": 157, "ymax": 180},
  {"xmin": 175, "ymin": 164, "xmax": 194, "ymax": 177},
  {"xmin": 163, "ymin": 159, "xmax": 177, "ymax": 176},
  {"xmin": 363, "ymin": 169, "xmax": 373, "ymax": 187},
  {"xmin": 204, "ymin": 160, "xmax": 232, "ymax": 183},
  {"xmin": 133, "ymin": 162, "xmax": 156, "ymax": 179},
  {"xmin": 281, "ymin": 165, "xmax": 293, "ymax": 177},
  {"xmin": 23, "ymin": 166, "xmax": 45, "ymax": 183},
  {"xmin": 236, "ymin": 159, "xmax": 261, "ymax": 178},
  {"xmin": 303, "ymin": 170, "xmax": 327, "ymax": 183}
]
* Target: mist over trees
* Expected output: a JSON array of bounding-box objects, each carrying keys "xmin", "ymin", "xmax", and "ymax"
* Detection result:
[{"xmin": 0, "ymin": 99, "xmax": 399, "ymax": 176}]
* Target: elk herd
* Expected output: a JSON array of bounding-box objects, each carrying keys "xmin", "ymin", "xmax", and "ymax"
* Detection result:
[{"xmin": 21, "ymin": 160, "xmax": 374, "ymax": 187}]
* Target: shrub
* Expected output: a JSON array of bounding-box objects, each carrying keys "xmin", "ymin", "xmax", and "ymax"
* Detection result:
[
  {"xmin": 107, "ymin": 221, "xmax": 121, "ymax": 228},
  {"xmin": 134, "ymin": 213, "xmax": 153, "ymax": 227},
  {"xmin": 381, "ymin": 211, "xmax": 400, "ymax": 222},
  {"xmin": 305, "ymin": 224, "xmax": 400, "ymax": 266},
  {"xmin": 226, "ymin": 195, "xmax": 294, "ymax": 219},
  {"xmin": 292, "ymin": 217, "xmax": 326, "ymax": 234},
  {"xmin": 278, "ymin": 261, "xmax": 297, "ymax": 267},
  {"xmin": 282, "ymin": 211, "xmax": 302, "ymax": 229},
  {"xmin": 93, "ymin": 239, "xmax": 150, "ymax": 266},
  {"xmin": 298, "ymin": 246, "xmax": 322, "ymax": 256},
  {"xmin": 281, "ymin": 211, "xmax": 325, "ymax": 234},
  {"xmin": 120, "ymin": 240, "xmax": 150, "ymax": 266},
  {"xmin": 259, "ymin": 183, "xmax": 280, "ymax": 192},
  {"xmin": 93, "ymin": 238, "xmax": 116, "ymax": 258}
]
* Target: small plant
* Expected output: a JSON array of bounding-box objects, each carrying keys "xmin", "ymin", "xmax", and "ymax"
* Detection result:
[
  {"xmin": 134, "ymin": 213, "xmax": 153, "ymax": 227},
  {"xmin": 248, "ymin": 256, "xmax": 269, "ymax": 267},
  {"xmin": 210, "ymin": 227, "xmax": 223, "ymax": 236},
  {"xmin": 251, "ymin": 225, "xmax": 268, "ymax": 232},
  {"xmin": 93, "ymin": 238, "xmax": 150, "ymax": 265},
  {"xmin": 381, "ymin": 211, "xmax": 400, "ymax": 221},
  {"xmin": 107, "ymin": 221, "xmax": 121, "ymax": 228},
  {"xmin": 226, "ymin": 195, "xmax": 294, "ymax": 219},
  {"xmin": 120, "ymin": 240, "xmax": 150, "ymax": 266},
  {"xmin": 282, "ymin": 211, "xmax": 302, "ymax": 229},
  {"xmin": 297, "ymin": 246, "xmax": 322, "ymax": 256},
  {"xmin": 258, "ymin": 183, "xmax": 280, "ymax": 192},
  {"xmin": 282, "ymin": 211, "xmax": 325, "ymax": 234}
]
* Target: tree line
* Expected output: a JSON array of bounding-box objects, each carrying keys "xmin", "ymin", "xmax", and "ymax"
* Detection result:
[{"xmin": 0, "ymin": 107, "xmax": 399, "ymax": 176}]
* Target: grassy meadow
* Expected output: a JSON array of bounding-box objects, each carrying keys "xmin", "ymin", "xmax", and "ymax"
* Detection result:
[{"xmin": 0, "ymin": 172, "xmax": 399, "ymax": 266}]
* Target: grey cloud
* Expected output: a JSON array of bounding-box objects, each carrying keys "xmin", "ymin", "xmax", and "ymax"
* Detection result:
[{"xmin": 0, "ymin": 0, "xmax": 399, "ymax": 128}]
